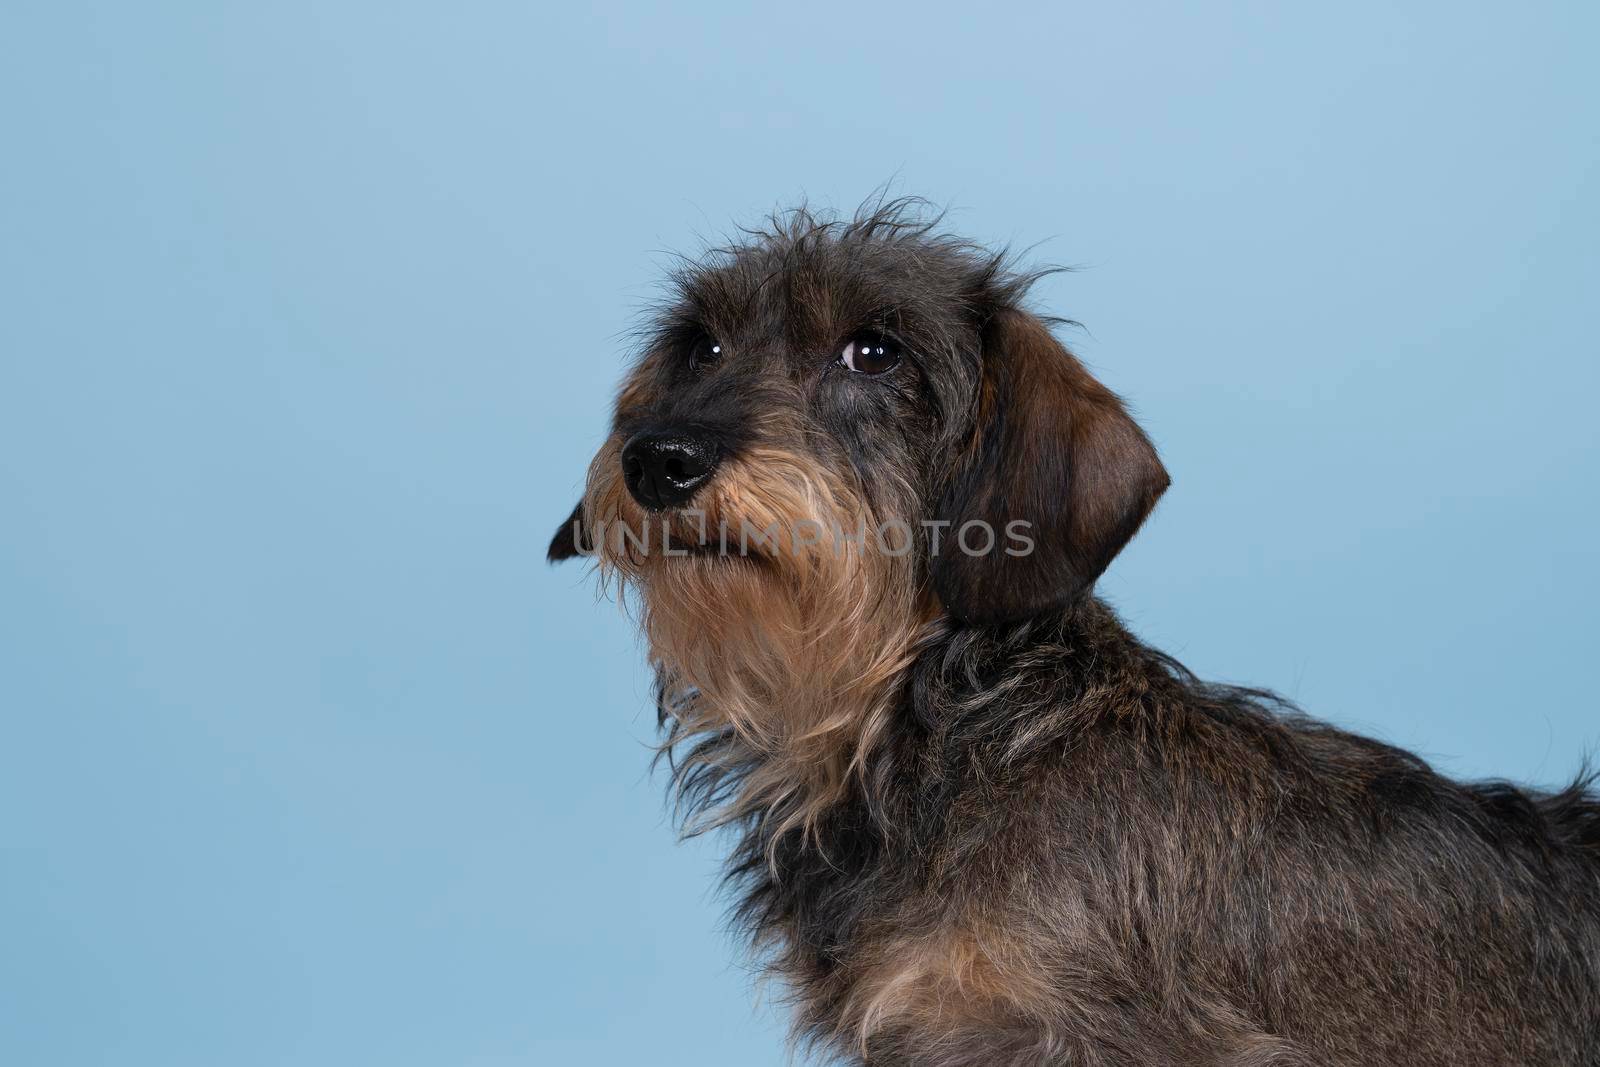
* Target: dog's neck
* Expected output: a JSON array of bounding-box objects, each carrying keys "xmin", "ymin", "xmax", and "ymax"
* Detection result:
[
  {"xmin": 645, "ymin": 575, "xmax": 944, "ymax": 839},
  {"xmin": 652, "ymin": 592, "xmax": 1138, "ymax": 846}
]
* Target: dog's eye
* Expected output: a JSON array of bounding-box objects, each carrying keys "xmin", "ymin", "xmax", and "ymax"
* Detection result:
[
  {"xmin": 840, "ymin": 333, "xmax": 900, "ymax": 375},
  {"xmin": 689, "ymin": 336, "xmax": 722, "ymax": 370}
]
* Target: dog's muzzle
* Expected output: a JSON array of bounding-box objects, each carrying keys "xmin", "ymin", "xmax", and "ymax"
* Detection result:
[{"xmin": 621, "ymin": 428, "xmax": 720, "ymax": 511}]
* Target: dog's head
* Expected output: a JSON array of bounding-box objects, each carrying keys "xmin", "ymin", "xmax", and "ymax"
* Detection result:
[{"xmin": 549, "ymin": 201, "xmax": 1166, "ymax": 799}]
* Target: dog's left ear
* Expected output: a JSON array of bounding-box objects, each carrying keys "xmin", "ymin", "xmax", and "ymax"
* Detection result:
[
  {"xmin": 933, "ymin": 309, "xmax": 1169, "ymax": 625},
  {"xmin": 547, "ymin": 502, "xmax": 588, "ymax": 562}
]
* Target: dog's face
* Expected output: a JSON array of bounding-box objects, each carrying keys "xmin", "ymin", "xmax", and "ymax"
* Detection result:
[{"xmin": 549, "ymin": 204, "xmax": 1167, "ymax": 797}]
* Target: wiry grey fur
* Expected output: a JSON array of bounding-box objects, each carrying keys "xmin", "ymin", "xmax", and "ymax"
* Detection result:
[{"xmin": 554, "ymin": 198, "xmax": 1600, "ymax": 1065}]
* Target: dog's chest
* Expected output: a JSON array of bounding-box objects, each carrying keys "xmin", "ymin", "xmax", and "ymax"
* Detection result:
[{"xmin": 770, "ymin": 787, "xmax": 1073, "ymax": 1059}]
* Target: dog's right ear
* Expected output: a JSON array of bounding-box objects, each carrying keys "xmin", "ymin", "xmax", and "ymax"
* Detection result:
[
  {"xmin": 932, "ymin": 308, "xmax": 1168, "ymax": 625},
  {"xmin": 547, "ymin": 502, "xmax": 588, "ymax": 562}
]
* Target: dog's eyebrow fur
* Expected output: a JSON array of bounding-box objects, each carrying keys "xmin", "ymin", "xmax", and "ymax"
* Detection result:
[{"xmin": 558, "ymin": 196, "xmax": 1600, "ymax": 1067}]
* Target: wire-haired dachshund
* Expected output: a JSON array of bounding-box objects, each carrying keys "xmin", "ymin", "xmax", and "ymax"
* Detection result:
[{"xmin": 550, "ymin": 198, "xmax": 1600, "ymax": 1066}]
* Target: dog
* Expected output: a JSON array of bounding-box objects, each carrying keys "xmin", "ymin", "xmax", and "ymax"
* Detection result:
[{"xmin": 548, "ymin": 200, "xmax": 1600, "ymax": 1065}]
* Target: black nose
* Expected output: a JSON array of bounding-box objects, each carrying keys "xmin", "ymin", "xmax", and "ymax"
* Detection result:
[{"xmin": 621, "ymin": 429, "xmax": 720, "ymax": 511}]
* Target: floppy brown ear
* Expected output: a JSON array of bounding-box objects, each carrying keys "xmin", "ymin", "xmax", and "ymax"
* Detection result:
[
  {"xmin": 932, "ymin": 309, "xmax": 1168, "ymax": 625},
  {"xmin": 547, "ymin": 502, "xmax": 589, "ymax": 562}
]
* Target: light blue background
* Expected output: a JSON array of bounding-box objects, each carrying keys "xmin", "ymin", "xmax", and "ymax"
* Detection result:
[{"xmin": 2, "ymin": 3, "xmax": 1595, "ymax": 1064}]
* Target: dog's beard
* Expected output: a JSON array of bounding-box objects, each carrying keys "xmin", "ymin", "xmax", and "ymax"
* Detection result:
[{"xmin": 580, "ymin": 434, "xmax": 931, "ymax": 836}]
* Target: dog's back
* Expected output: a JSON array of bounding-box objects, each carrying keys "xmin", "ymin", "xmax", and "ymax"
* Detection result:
[
  {"xmin": 1527, "ymin": 777, "xmax": 1600, "ymax": 857},
  {"xmin": 1251, "ymin": 715, "xmax": 1600, "ymax": 1064},
  {"xmin": 958, "ymin": 604, "xmax": 1600, "ymax": 1066}
]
